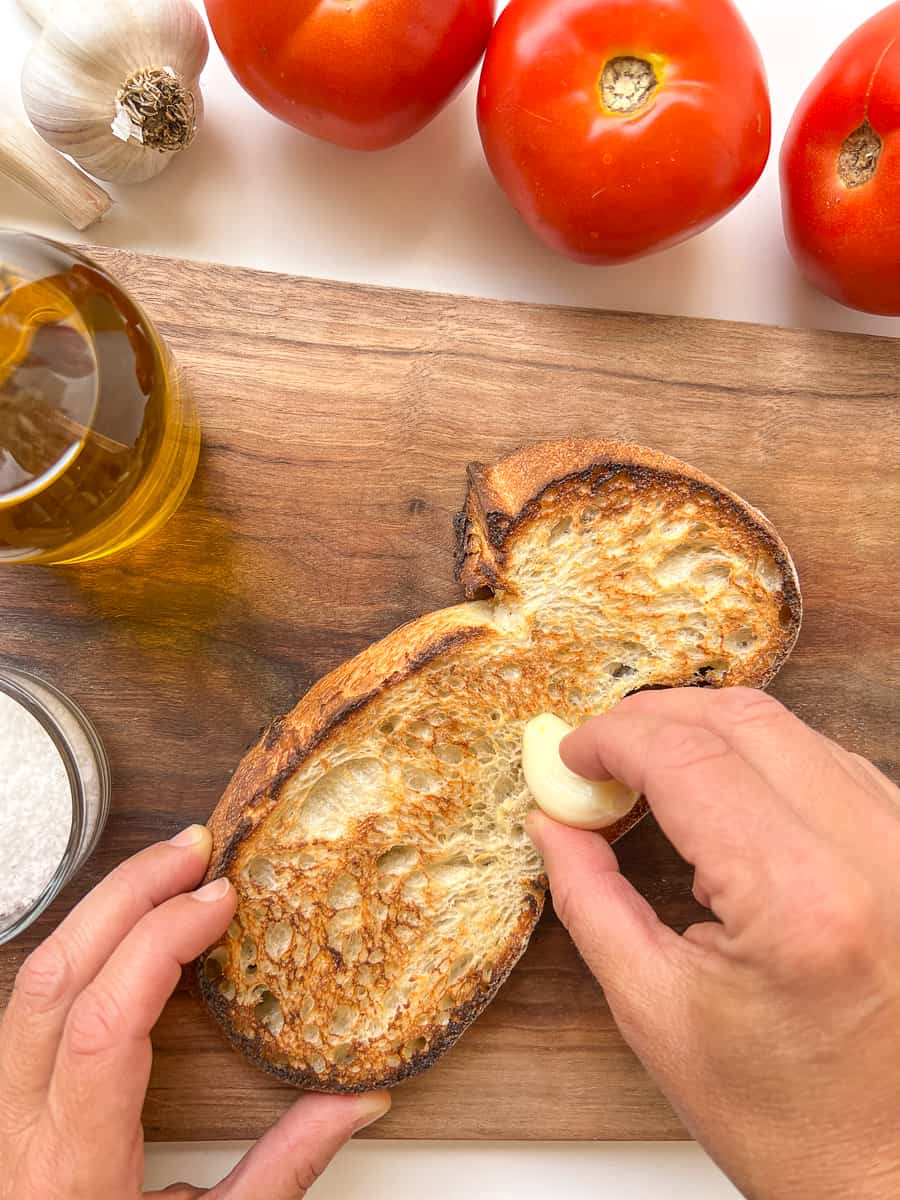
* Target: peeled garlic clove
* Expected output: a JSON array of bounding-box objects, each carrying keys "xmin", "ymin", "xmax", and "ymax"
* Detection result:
[{"xmin": 522, "ymin": 713, "xmax": 638, "ymax": 830}]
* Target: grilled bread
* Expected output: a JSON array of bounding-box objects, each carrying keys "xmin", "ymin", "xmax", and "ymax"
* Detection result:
[{"xmin": 198, "ymin": 440, "xmax": 801, "ymax": 1091}]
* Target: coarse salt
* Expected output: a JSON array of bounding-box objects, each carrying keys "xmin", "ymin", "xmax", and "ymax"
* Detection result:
[{"xmin": 0, "ymin": 691, "xmax": 72, "ymax": 919}]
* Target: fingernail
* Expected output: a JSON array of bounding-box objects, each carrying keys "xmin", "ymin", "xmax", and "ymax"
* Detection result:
[
  {"xmin": 169, "ymin": 824, "xmax": 208, "ymax": 847},
  {"xmin": 352, "ymin": 1091, "xmax": 391, "ymax": 1133},
  {"xmin": 192, "ymin": 876, "xmax": 232, "ymax": 903}
]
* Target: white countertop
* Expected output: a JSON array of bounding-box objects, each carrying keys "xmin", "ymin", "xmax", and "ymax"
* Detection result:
[{"xmin": 1, "ymin": 0, "xmax": 894, "ymax": 1194}]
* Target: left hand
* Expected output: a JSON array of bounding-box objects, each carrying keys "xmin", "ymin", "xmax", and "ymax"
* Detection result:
[{"xmin": 0, "ymin": 824, "xmax": 390, "ymax": 1200}]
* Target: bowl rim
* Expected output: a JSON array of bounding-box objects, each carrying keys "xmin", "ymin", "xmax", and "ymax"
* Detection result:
[{"xmin": 0, "ymin": 667, "xmax": 111, "ymax": 945}]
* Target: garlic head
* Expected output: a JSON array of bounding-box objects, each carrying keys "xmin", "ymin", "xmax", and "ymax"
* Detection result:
[{"xmin": 20, "ymin": 0, "xmax": 209, "ymax": 184}]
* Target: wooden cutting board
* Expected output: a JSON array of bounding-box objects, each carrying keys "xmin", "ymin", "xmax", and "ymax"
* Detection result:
[{"xmin": 1, "ymin": 245, "xmax": 899, "ymax": 1142}]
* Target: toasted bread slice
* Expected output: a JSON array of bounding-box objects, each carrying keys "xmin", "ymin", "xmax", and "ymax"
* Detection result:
[{"xmin": 198, "ymin": 440, "xmax": 801, "ymax": 1091}]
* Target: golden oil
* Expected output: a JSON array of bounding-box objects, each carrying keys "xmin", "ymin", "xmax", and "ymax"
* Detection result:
[{"xmin": 0, "ymin": 232, "xmax": 199, "ymax": 565}]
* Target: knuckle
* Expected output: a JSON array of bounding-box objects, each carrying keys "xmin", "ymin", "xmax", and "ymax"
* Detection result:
[
  {"xmin": 14, "ymin": 940, "xmax": 72, "ymax": 1010},
  {"xmin": 787, "ymin": 874, "xmax": 879, "ymax": 974},
  {"xmin": 648, "ymin": 723, "xmax": 731, "ymax": 776},
  {"xmin": 549, "ymin": 876, "xmax": 580, "ymax": 935},
  {"xmin": 815, "ymin": 883, "xmax": 877, "ymax": 952},
  {"xmin": 65, "ymin": 988, "xmax": 123, "ymax": 1059},
  {"xmin": 713, "ymin": 687, "xmax": 785, "ymax": 731},
  {"xmin": 548, "ymin": 870, "xmax": 613, "ymax": 954},
  {"xmin": 291, "ymin": 1160, "xmax": 322, "ymax": 1196},
  {"xmin": 287, "ymin": 1139, "xmax": 333, "ymax": 1196},
  {"xmin": 106, "ymin": 859, "xmax": 146, "ymax": 908}
]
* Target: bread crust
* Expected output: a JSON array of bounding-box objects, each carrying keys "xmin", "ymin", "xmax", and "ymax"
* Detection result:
[
  {"xmin": 197, "ymin": 440, "xmax": 801, "ymax": 1091},
  {"xmin": 456, "ymin": 439, "xmax": 801, "ymax": 675}
]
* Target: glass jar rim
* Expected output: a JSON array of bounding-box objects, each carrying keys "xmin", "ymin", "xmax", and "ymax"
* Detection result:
[{"xmin": 0, "ymin": 667, "xmax": 111, "ymax": 944}]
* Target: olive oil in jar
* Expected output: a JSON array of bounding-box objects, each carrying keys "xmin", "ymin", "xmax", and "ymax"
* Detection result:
[{"xmin": 0, "ymin": 232, "xmax": 200, "ymax": 564}]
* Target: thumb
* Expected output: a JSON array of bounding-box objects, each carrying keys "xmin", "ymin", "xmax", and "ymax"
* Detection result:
[
  {"xmin": 207, "ymin": 1091, "xmax": 390, "ymax": 1200},
  {"xmin": 526, "ymin": 810, "xmax": 682, "ymax": 1016}
]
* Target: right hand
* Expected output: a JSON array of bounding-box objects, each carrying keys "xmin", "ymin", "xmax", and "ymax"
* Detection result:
[{"xmin": 527, "ymin": 687, "xmax": 900, "ymax": 1200}]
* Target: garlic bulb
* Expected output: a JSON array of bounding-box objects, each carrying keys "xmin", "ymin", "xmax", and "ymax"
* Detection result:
[{"xmin": 19, "ymin": 0, "xmax": 208, "ymax": 184}]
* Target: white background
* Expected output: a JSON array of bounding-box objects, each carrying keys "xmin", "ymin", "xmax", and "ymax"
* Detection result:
[
  {"xmin": 1, "ymin": 0, "xmax": 895, "ymax": 1195},
  {"xmin": 2, "ymin": 0, "xmax": 899, "ymax": 337}
]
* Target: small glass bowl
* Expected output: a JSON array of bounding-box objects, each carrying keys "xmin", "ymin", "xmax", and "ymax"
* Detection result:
[{"xmin": 0, "ymin": 667, "xmax": 111, "ymax": 945}]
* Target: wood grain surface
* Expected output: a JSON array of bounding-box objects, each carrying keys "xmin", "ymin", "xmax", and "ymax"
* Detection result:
[{"xmin": 1, "ymin": 245, "xmax": 899, "ymax": 1142}]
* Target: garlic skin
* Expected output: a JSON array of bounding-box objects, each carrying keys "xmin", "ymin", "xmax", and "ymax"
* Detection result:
[{"xmin": 20, "ymin": 0, "xmax": 208, "ymax": 184}]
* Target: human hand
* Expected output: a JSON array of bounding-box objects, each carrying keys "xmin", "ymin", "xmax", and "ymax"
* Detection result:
[
  {"xmin": 0, "ymin": 825, "xmax": 390, "ymax": 1200},
  {"xmin": 527, "ymin": 688, "xmax": 900, "ymax": 1200}
]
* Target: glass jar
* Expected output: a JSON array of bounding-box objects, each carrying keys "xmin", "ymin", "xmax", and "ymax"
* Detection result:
[
  {"xmin": 0, "ymin": 230, "xmax": 200, "ymax": 564},
  {"xmin": 0, "ymin": 667, "xmax": 111, "ymax": 945}
]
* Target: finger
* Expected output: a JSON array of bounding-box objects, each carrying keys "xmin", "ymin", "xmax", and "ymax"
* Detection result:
[
  {"xmin": 560, "ymin": 699, "xmax": 797, "ymax": 867},
  {"xmin": 49, "ymin": 877, "xmax": 236, "ymax": 1157},
  {"xmin": 562, "ymin": 688, "xmax": 780, "ymax": 781},
  {"xmin": 689, "ymin": 691, "xmax": 900, "ymax": 843},
  {"xmin": 574, "ymin": 688, "xmax": 900, "ymax": 846},
  {"xmin": 559, "ymin": 701, "xmax": 812, "ymax": 927},
  {"xmin": 210, "ymin": 1091, "xmax": 391, "ymax": 1200},
  {"xmin": 526, "ymin": 810, "xmax": 682, "ymax": 1008},
  {"xmin": 0, "ymin": 825, "xmax": 213, "ymax": 1109}
]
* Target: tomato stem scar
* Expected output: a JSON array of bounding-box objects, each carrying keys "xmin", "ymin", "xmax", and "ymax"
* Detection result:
[
  {"xmin": 838, "ymin": 121, "xmax": 883, "ymax": 188},
  {"xmin": 599, "ymin": 56, "xmax": 659, "ymax": 116}
]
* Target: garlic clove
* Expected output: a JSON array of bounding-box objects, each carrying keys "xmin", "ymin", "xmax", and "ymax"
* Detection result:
[
  {"xmin": 522, "ymin": 713, "xmax": 639, "ymax": 830},
  {"xmin": 0, "ymin": 113, "xmax": 112, "ymax": 230}
]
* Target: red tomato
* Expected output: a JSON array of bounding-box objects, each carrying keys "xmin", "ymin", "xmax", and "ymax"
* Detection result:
[
  {"xmin": 477, "ymin": 0, "xmax": 771, "ymax": 264},
  {"xmin": 781, "ymin": 4, "xmax": 900, "ymax": 315},
  {"xmin": 206, "ymin": 0, "xmax": 495, "ymax": 151}
]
